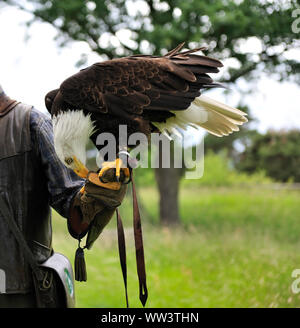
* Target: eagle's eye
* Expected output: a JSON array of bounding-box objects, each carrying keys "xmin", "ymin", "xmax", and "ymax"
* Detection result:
[{"xmin": 65, "ymin": 157, "xmax": 74, "ymax": 165}]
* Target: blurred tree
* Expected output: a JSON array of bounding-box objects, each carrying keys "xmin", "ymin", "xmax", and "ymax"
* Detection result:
[
  {"xmin": 4, "ymin": 0, "xmax": 300, "ymax": 223},
  {"xmin": 154, "ymin": 139, "xmax": 185, "ymax": 225},
  {"xmin": 237, "ymin": 130, "xmax": 300, "ymax": 182},
  {"xmin": 4, "ymin": 0, "xmax": 299, "ymax": 81}
]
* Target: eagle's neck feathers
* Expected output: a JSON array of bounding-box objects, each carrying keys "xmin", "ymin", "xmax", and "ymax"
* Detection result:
[{"xmin": 52, "ymin": 110, "xmax": 95, "ymax": 167}]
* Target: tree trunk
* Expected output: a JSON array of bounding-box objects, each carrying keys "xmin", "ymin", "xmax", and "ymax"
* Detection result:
[
  {"xmin": 154, "ymin": 138, "xmax": 185, "ymax": 225},
  {"xmin": 154, "ymin": 166, "xmax": 183, "ymax": 225}
]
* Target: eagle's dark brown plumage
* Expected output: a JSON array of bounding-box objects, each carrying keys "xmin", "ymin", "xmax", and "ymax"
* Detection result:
[
  {"xmin": 46, "ymin": 43, "xmax": 226, "ymax": 142},
  {"xmin": 46, "ymin": 43, "xmax": 247, "ymax": 175}
]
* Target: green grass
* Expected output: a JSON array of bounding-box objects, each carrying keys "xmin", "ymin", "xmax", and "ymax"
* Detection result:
[{"xmin": 52, "ymin": 186, "xmax": 300, "ymax": 308}]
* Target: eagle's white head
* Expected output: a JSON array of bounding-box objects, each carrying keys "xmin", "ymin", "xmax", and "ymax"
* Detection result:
[{"xmin": 52, "ymin": 110, "xmax": 95, "ymax": 177}]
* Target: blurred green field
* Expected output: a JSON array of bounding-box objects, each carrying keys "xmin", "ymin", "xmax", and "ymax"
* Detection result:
[{"xmin": 52, "ymin": 185, "xmax": 300, "ymax": 308}]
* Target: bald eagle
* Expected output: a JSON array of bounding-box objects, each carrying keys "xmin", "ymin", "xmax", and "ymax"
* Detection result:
[{"xmin": 45, "ymin": 43, "xmax": 247, "ymax": 180}]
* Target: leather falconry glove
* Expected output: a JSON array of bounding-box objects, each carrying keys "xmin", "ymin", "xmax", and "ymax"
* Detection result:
[
  {"xmin": 72, "ymin": 169, "xmax": 128, "ymax": 248},
  {"xmin": 70, "ymin": 169, "xmax": 128, "ymax": 282}
]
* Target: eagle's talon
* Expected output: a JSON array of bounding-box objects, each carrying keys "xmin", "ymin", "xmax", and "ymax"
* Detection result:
[
  {"xmin": 98, "ymin": 158, "xmax": 131, "ymax": 183},
  {"xmin": 99, "ymin": 174, "xmax": 107, "ymax": 184},
  {"xmin": 122, "ymin": 167, "xmax": 132, "ymax": 184}
]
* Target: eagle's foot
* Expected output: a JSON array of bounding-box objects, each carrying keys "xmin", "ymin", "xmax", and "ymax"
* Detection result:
[{"xmin": 98, "ymin": 158, "xmax": 131, "ymax": 184}]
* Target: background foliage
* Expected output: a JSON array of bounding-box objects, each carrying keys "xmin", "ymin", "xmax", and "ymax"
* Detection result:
[
  {"xmin": 238, "ymin": 130, "xmax": 300, "ymax": 182},
  {"xmin": 4, "ymin": 0, "xmax": 299, "ymax": 83}
]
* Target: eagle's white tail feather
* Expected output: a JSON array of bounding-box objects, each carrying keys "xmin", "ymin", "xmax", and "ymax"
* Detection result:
[
  {"xmin": 152, "ymin": 95, "xmax": 248, "ymax": 138},
  {"xmin": 194, "ymin": 96, "xmax": 247, "ymax": 122}
]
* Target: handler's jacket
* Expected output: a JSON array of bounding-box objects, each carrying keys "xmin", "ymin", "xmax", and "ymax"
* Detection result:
[{"xmin": 0, "ymin": 103, "xmax": 83, "ymax": 294}]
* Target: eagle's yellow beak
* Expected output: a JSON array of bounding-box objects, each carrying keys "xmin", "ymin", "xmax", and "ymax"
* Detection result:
[{"xmin": 73, "ymin": 156, "xmax": 89, "ymax": 179}]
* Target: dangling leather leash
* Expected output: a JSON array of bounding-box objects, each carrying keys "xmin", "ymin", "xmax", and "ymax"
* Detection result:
[
  {"xmin": 116, "ymin": 208, "xmax": 129, "ymax": 308},
  {"xmin": 131, "ymin": 173, "xmax": 148, "ymax": 306},
  {"xmin": 115, "ymin": 172, "xmax": 148, "ymax": 308}
]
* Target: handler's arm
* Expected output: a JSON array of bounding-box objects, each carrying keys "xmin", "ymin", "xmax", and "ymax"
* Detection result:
[{"xmin": 29, "ymin": 108, "xmax": 89, "ymax": 237}]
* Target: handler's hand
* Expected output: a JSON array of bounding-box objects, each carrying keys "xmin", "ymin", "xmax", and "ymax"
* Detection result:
[{"xmin": 69, "ymin": 168, "xmax": 128, "ymax": 248}]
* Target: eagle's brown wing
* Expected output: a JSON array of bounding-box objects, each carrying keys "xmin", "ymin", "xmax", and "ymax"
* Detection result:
[{"xmin": 59, "ymin": 43, "xmax": 223, "ymax": 118}]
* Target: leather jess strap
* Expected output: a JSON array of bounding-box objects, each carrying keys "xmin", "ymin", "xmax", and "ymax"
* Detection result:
[
  {"xmin": 116, "ymin": 208, "xmax": 129, "ymax": 307},
  {"xmin": 116, "ymin": 173, "xmax": 148, "ymax": 308},
  {"xmin": 131, "ymin": 175, "xmax": 148, "ymax": 306}
]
